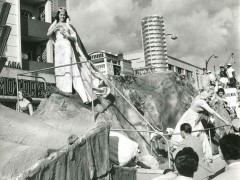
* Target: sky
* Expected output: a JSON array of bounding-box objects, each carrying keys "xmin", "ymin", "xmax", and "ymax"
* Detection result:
[{"xmin": 68, "ymin": 0, "xmax": 240, "ymax": 80}]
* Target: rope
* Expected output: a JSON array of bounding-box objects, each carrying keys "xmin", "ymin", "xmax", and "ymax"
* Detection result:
[
  {"xmin": 143, "ymin": 105, "xmax": 163, "ymax": 132},
  {"xmin": 88, "ymin": 60, "xmax": 158, "ymax": 132},
  {"xmin": 111, "ymin": 124, "xmax": 231, "ymax": 136}
]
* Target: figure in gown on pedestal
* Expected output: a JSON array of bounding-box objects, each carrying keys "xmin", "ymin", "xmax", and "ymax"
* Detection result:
[
  {"xmin": 47, "ymin": 7, "xmax": 110, "ymax": 104},
  {"xmin": 171, "ymin": 88, "xmax": 231, "ymax": 161}
]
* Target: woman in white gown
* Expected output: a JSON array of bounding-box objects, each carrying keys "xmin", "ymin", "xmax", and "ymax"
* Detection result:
[
  {"xmin": 171, "ymin": 88, "xmax": 231, "ymax": 161},
  {"xmin": 47, "ymin": 7, "xmax": 109, "ymax": 103}
]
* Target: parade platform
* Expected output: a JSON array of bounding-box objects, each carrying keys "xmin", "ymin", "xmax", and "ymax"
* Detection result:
[{"xmin": 0, "ymin": 94, "xmax": 111, "ymax": 179}]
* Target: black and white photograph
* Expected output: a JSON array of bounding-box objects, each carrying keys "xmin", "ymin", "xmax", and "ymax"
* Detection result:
[{"xmin": 0, "ymin": 0, "xmax": 239, "ymax": 179}]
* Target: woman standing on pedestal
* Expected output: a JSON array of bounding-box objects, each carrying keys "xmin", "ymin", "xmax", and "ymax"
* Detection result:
[{"xmin": 47, "ymin": 7, "xmax": 109, "ymax": 103}]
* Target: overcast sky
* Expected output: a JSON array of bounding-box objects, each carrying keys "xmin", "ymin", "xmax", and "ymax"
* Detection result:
[{"xmin": 68, "ymin": 0, "xmax": 240, "ymax": 80}]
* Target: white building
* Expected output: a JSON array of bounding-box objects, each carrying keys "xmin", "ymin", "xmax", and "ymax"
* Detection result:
[
  {"xmin": 89, "ymin": 51, "xmax": 133, "ymax": 76},
  {"xmin": 123, "ymin": 50, "xmax": 145, "ymax": 69},
  {"xmin": 141, "ymin": 15, "xmax": 168, "ymax": 72},
  {"xmin": 123, "ymin": 50, "xmax": 203, "ymax": 89}
]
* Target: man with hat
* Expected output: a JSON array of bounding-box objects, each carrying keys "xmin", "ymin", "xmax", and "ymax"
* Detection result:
[{"xmin": 226, "ymin": 63, "xmax": 236, "ymax": 88}]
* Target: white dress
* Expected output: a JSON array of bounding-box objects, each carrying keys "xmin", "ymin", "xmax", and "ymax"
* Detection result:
[{"xmin": 54, "ymin": 26, "xmax": 94, "ymax": 103}]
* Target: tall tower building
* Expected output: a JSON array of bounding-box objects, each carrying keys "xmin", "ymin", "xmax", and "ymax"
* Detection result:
[{"xmin": 141, "ymin": 15, "xmax": 167, "ymax": 72}]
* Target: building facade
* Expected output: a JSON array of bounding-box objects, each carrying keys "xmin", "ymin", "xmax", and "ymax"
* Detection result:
[
  {"xmin": 141, "ymin": 15, "xmax": 168, "ymax": 72},
  {"xmin": 89, "ymin": 51, "xmax": 133, "ymax": 76},
  {"xmin": 123, "ymin": 50, "xmax": 145, "ymax": 69},
  {"xmin": 123, "ymin": 50, "xmax": 203, "ymax": 89},
  {"xmin": 0, "ymin": 0, "xmax": 67, "ymax": 109}
]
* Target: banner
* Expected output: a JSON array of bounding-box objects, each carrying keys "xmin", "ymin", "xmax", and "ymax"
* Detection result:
[{"xmin": 0, "ymin": 77, "xmax": 54, "ymax": 98}]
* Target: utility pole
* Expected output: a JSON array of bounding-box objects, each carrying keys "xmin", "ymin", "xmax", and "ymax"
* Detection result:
[{"xmin": 206, "ymin": 54, "xmax": 218, "ymax": 70}]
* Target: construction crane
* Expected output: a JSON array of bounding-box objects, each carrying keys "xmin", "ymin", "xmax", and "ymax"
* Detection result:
[{"xmin": 225, "ymin": 52, "xmax": 236, "ymax": 65}]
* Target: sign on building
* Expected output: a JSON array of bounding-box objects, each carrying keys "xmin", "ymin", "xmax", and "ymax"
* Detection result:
[{"xmin": 0, "ymin": 77, "xmax": 54, "ymax": 98}]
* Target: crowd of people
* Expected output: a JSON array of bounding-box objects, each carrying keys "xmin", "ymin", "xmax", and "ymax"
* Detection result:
[
  {"xmin": 200, "ymin": 64, "xmax": 237, "ymax": 90},
  {"xmin": 153, "ymin": 65, "xmax": 239, "ymax": 179},
  {"xmin": 159, "ymin": 133, "xmax": 240, "ymax": 180},
  {"xmin": 153, "ymin": 128, "xmax": 240, "ymax": 180}
]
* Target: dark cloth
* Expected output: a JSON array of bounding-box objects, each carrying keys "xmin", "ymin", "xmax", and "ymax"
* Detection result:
[
  {"xmin": 87, "ymin": 125, "xmax": 111, "ymax": 179},
  {"xmin": 70, "ymin": 25, "xmax": 90, "ymax": 60},
  {"xmin": 111, "ymin": 165, "xmax": 137, "ymax": 180},
  {"xmin": 109, "ymin": 136, "xmax": 119, "ymax": 165},
  {"xmin": 69, "ymin": 24, "xmax": 109, "ymax": 98},
  {"xmin": 229, "ymin": 77, "xmax": 236, "ymax": 88},
  {"xmin": 219, "ymin": 70, "xmax": 228, "ymax": 78},
  {"xmin": 23, "ymin": 123, "xmax": 111, "ymax": 180}
]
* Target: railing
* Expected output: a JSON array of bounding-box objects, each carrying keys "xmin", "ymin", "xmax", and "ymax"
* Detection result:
[
  {"xmin": 16, "ymin": 60, "xmax": 231, "ymax": 169},
  {"xmin": 88, "ymin": 61, "xmax": 158, "ymax": 132},
  {"xmin": 16, "ymin": 61, "xmax": 159, "ymax": 131},
  {"xmin": 16, "ymin": 60, "xmax": 162, "ymax": 162},
  {"xmin": 111, "ymin": 128, "xmax": 171, "ymax": 168},
  {"xmin": 16, "ymin": 61, "xmax": 95, "ymax": 122},
  {"xmin": 111, "ymin": 124, "xmax": 231, "ymax": 169}
]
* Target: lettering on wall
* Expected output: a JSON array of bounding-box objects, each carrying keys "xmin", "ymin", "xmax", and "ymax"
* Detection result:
[
  {"xmin": 134, "ymin": 67, "xmax": 155, "ymax": 76},
  {"xmin": 0, "ymin": 77, "xmax": 54, "ymax": 98},
  {"xmin": 7, "ymin": 61, "xmax": 21, "ymax": 69}
]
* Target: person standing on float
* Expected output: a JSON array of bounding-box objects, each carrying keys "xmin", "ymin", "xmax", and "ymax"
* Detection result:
[
  {"xmin": 47, "ymin": 7, "xmax": 109, "ymax": 103},
  {"xmin": 226, "ymin": 63, "xmax": 236, "ymax": 88}
]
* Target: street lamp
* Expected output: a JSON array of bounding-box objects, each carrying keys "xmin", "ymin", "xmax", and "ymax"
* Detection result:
[
  {"xmin": 165, "ymin": 33, "xmax": 178, "ymax": 40},
  {"xmin": 205, "ymin": 54, "xmax": 218, "ymax": 70}
]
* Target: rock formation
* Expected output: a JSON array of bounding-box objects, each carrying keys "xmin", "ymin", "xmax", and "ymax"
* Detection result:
[
  {"xmin": 99, "ymin": 72, "xmax": 195, "ymax": 157},
  {"xmin": 0, "ymin": 72, "xmax": 195, "ymax": 178}
]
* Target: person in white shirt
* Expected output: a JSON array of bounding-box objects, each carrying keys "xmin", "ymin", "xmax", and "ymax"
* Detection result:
[
  {"xmin": 207, "ymin": 70, "xmax": 216, "ymax": 86},
  {"xmin": 212, "ymin": 134, "xmax": 240, "ymax": 180},
  {"xmin": 226, "ymin": 64, "xmax": 236, "ymax": 88}
]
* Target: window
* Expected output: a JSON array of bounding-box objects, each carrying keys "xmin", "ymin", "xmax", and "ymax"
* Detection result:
[
  {"xmin": 40, "ymin": 45, "xmax": 47, "ymax": 62},
  {"xmin": 168, "ymin": 64, "xmax": 173, "ymax": 71},
  {"xmin": 38, "ymin": 7, "xmax": 45, "ymax": 21},
  {"xmin": 186, "ymin": 70, "xmax": 192, "ymax": 79},
  {"xmin": 21, "ymin": 10, "xmax": 32, "ymax": 19},
  {"xmin": 176, "ymin": 67, "xmax": 182, "ymax": 74}
]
